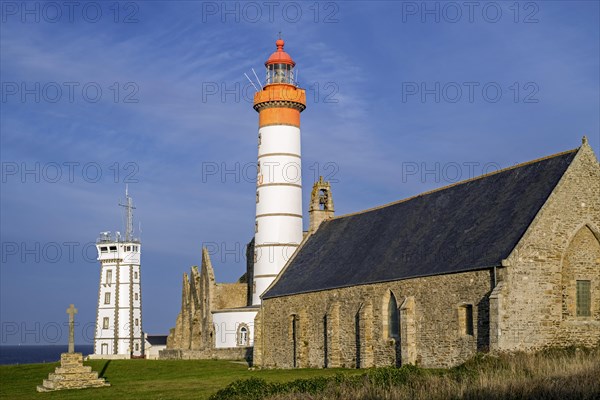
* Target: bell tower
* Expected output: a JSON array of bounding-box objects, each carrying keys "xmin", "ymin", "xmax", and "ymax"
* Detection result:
[
  {"xmin": 309, "ymin": 176, "xmax": 335, "ymax": 233},
  {"xmin": 252, "ymin": 38, "xmax": 306, "ymax": 305}
]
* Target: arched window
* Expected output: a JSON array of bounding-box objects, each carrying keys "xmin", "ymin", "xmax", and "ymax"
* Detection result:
[
  {"xmin": 388, "ymin": 293, "xmax": 399, "ymax": 339},
  {"xmin": 238, "ymin": 325, "xmax": 249, "ymax": 346}
]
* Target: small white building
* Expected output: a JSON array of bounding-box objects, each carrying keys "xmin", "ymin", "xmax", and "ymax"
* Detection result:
[
  {"xmin": 144, "ymin": 334, "xmax": 168, "ymax": 359},
  {"xmin": 90, "ymin": 189, "xmax": 144, "ymax": 359}
]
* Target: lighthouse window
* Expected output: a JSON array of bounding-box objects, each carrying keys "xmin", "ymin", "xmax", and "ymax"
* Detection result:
[
  {"xmin": 258, "ymin": 133, "xmax": 261, "ymax": 146},
  {"xmin": 135, "ymin": 293, "xmax": 139, "ymax": 301},
  {"xmin": 134, "ymin": 271, "xmax": 138, "ymax": 279},
  {"xmin": 135, "ymin": 318, "xmax": 139, "ymax": 326},
  {"xmin": 109, "ymin": 246, "xmax": 117, "ymax": 252},
  {"xmin": 256, "ymin": 191, "xmax": 260, "ymax": 203},
  {"xmin": 268, "ymin": 63, "xmax": 292, "ymax": 84},
  {"xmin": 255, "ymin": 221, "xmax": 259, "ymax": 233},
  {"xmin": 100, "ymin": 247, "xmax": 108, "ymax": 253},
  {"xmin": 106, "ymin": 270, "xmax": 112, "ymax": 285},
  {"xmin": 135, "ymin": 343, "xmax": 139, "ymax": 351},
  {"xmin": 104, "ymin": 292, "xmax": 111, "ymax": 304},
  {"xmin": 103, "ymin": 317, "xmax": 109, "ymax": 329}
]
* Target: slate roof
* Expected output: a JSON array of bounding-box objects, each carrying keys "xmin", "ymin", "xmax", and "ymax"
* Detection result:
[
  {"xmin": 146, "ymin": 335, "xmax": 168, "ymax": 346},
  {"xmin": 263, "ymin": 149, "xmax": 578, "ymax": 299}
]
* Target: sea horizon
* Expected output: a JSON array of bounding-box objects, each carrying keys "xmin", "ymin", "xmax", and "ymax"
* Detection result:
[{"xmin": 0, "ymin": 344, "xmax": 94, "ymax": 365}]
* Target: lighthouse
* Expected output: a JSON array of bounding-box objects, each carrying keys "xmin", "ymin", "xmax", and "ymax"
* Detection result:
[
  {"xmin": 91, "ymin": 188, "xmax": 143, "ymax": 358},
  {"xmin": 252, "ymin": 38, "xmax": 306, "ymax": 305}
]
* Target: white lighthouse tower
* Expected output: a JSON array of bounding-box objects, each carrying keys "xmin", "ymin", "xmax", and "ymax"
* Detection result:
[
  {"xmin": 91, "ymin": 188, "xmax": 144, "ymax": 358},
  {"xmin": 252, "ymin": 38, "xmax": 306, "ymax": 304}
]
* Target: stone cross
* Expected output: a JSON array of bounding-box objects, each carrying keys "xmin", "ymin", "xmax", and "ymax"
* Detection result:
[{"xmin": 66, "ymin": 304, "xmax": 78, "ymax": 353}]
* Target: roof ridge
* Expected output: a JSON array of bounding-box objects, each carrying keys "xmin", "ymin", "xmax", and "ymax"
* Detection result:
[{"xmin": 332, "ymin": 147, "xmax": 579, "ymax": 221}]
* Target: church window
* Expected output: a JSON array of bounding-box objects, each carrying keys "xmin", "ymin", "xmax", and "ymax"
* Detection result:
[
  {"xmin": 388, "ymin": 293, "xmax": 399, "ymax": 339},
  {"xmin": 458, "ymin": 304, "xmax": 474, "ymax": 335},
  {"xmin": 323, "ymin": 315, "xmax": 328, "ymax": 368},
  {"xmin": 106, "ymin": 270, "xmax": 112, "ymax": 285},
  {"xmin": 104, "ymin": 292, "xmax": 111, "ymax": 304},
  {"xmin": 291, "ymin": 315, "xmax": 298, "ymax": 368},
  {"xmin": 355, "ymin": 310, "xmax": 361, "ymax": 368},
  {"xmin": 103, "ymin": 317, "xmax": 109, "ymax": 329},
  {"xmin": 576, "ymin": 280, "xmax": 591, "ymax": 317},
  {"xmin": 238, "ymin": 325, "xmax": 249, "ymax": 346},
  {"xmin": 135, "ymin": 293, "xmax": 139, "ymax": 301}
]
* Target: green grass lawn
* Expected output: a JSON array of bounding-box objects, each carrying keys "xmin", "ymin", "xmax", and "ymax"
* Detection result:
[{"xmin": 0, "ymin": 359, "xmax": 361, "ymax": 400}]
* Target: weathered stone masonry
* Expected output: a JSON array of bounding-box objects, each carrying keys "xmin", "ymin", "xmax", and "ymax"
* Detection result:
[
  {"xmin": 494, "ymin": 142, "xmax": 600, "ymax": 351},
  {"xmin": 258, "ymin": 269, "xmax": 493, "ymax": 369}
]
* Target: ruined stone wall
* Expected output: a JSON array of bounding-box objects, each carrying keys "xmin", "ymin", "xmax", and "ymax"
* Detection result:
[
  {"xmin": 214, "ymin": 283, "xmax": 247, "ymax": 310},
  {"xmin": 497, "ymin": 144, "xmax": 600, "ymax": 350},
  {"xmin": 159, "ymin": 347, "xmax": 253, "ymax": 363},
  {"xmin": 259, "ymin": 269, "xmax": 493, "ymax": 369},
  {"xmin": 166, "ymin": 248, "xmax": 249, "ymax": 355}
]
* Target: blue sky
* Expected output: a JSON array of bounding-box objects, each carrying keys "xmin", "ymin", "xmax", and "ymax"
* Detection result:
[{"xmin": 1, "ymin": 1, "xmax": 598, "ymax": 345}]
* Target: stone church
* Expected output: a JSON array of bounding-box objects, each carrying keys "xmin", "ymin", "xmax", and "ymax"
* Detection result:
[
  {"xmin": 162, "ymin": 39, "xmax": 599, "ymax": 368},
  {"xmin": 164, "ymin": 138, "xmax": 599, "ymax": 368}
]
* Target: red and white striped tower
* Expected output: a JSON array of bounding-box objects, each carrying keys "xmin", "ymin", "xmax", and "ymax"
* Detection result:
[{"xmin": 252, "ymin": 39, "xmax": 306, "ymax": 305}]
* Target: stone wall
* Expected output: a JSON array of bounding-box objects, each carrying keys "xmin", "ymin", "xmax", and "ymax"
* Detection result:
[
  {"xmin": 214, "ymin": 283, "xmax": 247, "ymax": 310},
  {"xmin": 159, "ymin": 347, "xmax": 253, "ymax": 363},
  {"xmin": 258, "ymin": 269, "xmax": 493, "ymax": 369},
  {"xmin": 497, "ymin": 143, "xmax": 600, "ymax": 350}
]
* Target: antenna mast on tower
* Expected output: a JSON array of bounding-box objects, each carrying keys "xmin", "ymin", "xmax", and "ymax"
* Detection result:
[{"xmin": 119, "ymin": 185, "xmax": 136, "ymax": 242}]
